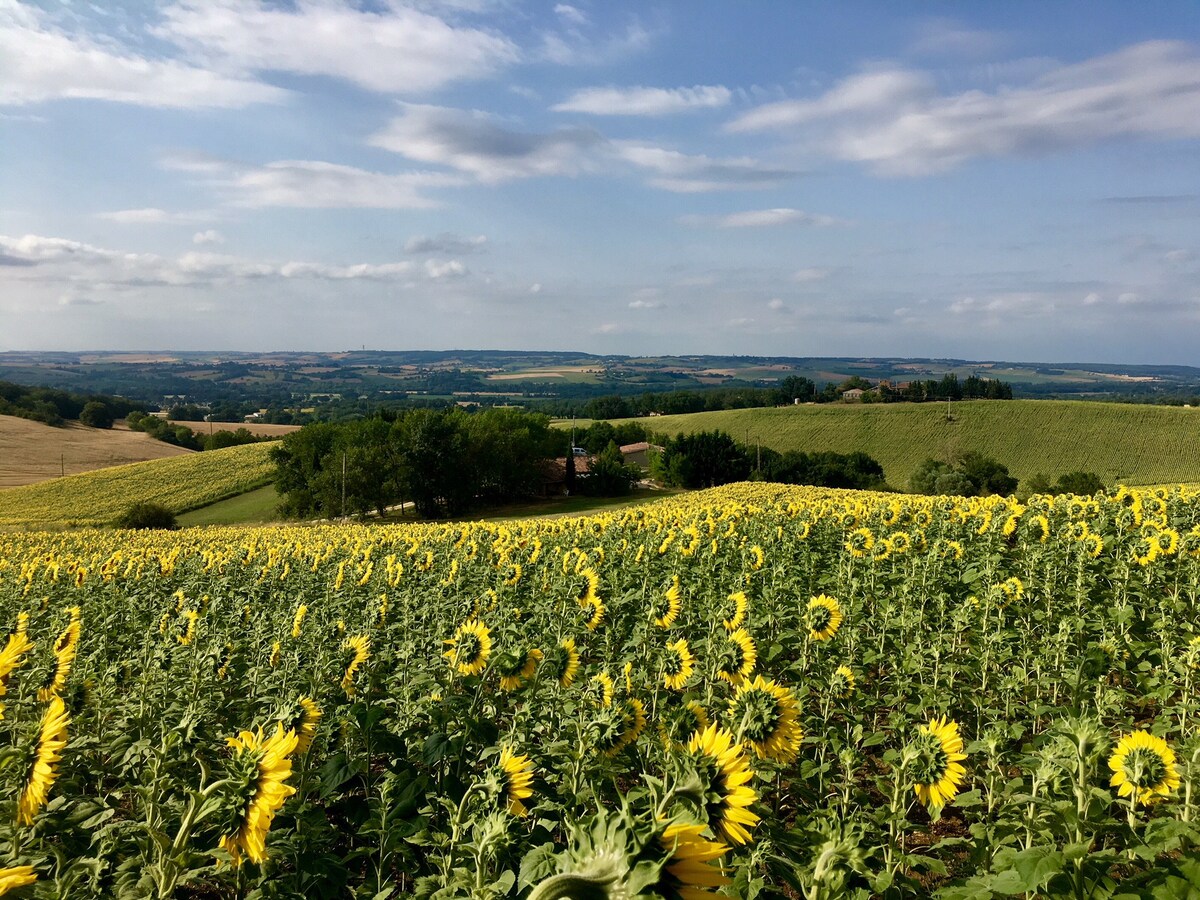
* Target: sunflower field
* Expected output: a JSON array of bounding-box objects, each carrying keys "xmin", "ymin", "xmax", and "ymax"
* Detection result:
[{"xmin": 2, "ymin": 482, "xmax": 1200, "ymax": 898}]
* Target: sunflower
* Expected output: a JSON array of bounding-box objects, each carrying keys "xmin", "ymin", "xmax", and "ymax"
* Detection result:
[
  {"xmin": 686, "ymin": 724, "xmax": 760, "ymax": 845},
  {"xmin": 218, "ymin": 724, "xmax": 299, "ymax": 867},
  {"xmin": 653, "ymin": 577, "xmax": 683, "ymax": 628},
  {"xmin": 663, "ymin": 639, "xmax": 695, "ymax": 691},
  {"xmin": 654, "ymin": 821, "xmax": 730, "ymax": 900},
  {"xmin": 806, "ymin": 595, "xmax": 843, "ymax": 642},
  {"xmin": 1131, "ymin": 536, "xmax": 1159, "ymax": 567},
  {"xmin": 288, "ymin": 697, "xmax": 322, "ymax": 756},
  {"xmin": 580, "ymin": 596, "xmax": 606, "ymax": 632},
  {"xmin": 290, "ymin": 604, "xmax": 307, "ymax": 639},
  {"xmin": 1109, "ymin": 730, "xmax": 1180, "ymax": 807},
  {"xmin": 443, "ymin": 619, "xmax": 491, "ymax": 676},
  {"xmin": 686, "ymin": 701, "xmax": 709, "ymax": 732},
  {"xmin": 0, "ymin": 866, "xmax": 36, "ymax": 892},
  {"xmin": 497, "ymin": 747, "xmax": 535, "ymax": 817},
  {"xmin": 177, "ymin": 610, "xmax": 199, "ymax": 646},
  {"xmin": 38, "ymin": 609, "xmax": 81, "ymax": 702},
  {"xmin": 0, "ymin": 628, "xmax": 34, "ymax": 696},
  {"xmin": 597, "ymin": 697, "xmax": 648, "ymax": 757},
  {"xmin": 497, "ymin": 648, "xmax": 543, "ymax": 692},
  {"xmin": 17, "ymin": 695, "xmax": 69, "ymax": 825},
  {"xmin": 845, "ymin": 527, "xmax": 874, "ymax": 558},
  {"xmin": 830, "ymin": 664, "xmax": 856, "ymax": 698},
  {"xmin": 590, "ymin": 671, "xmax": 615, "ymax": 707},
  {"xmin": 722, "ymin": 591, "xmax": 748, "ymax": 632},
  {"xmin": 715, "ymin": 628, "xmax": 756, "ymax": 685},
  {"xmin": 544, "ymin": 637, "xmax": 581, "ymax": 687},
  {"xmin": 727, "ymin": 676, "xmax": 803, "ymax": 764},
  {"xmin": 909, "ymin": 717, "xmax": 968, "ymax": 811},
  {"xmin": 577, "ymin": 566, "xmax": 601, "ymax": 606},
  {"xmin": 340, "ymin": 635, "xmax": 371, "ymax": 697}
]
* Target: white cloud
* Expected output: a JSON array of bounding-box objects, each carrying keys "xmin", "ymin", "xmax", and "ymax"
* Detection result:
[
  {"xmin": 793, "ymin": 267, "xmax": 832, "ymax": 283},
  {"xmin": 767, "ymin": 298, "xmax": 786, "ymax": 311},
  {"xmin": 0, "ymin": 4, "xmax": 285, "ymax": 108},
  {"xmin": 908, "ymin": 19, "xmax": 1007, "ymax": 58},
  {"xmin": 729, "ymin": 41, "xmax": 1200, "ymax": 176},
  {"xmin": 554, "ymin": 84, "xmax": 732, "ymax": 116},
  {"xmin": 156, "ymin": 0, "xmax": 519, "ymax": 95},
  {"xmin": 370, "ymin": 104, "xmax": 607, "ymax": 182},
  {"xmin": 405, "ymin": 233, "xmax": 488, "ymax": 254},
  {"xmin": 424, "ymin": 259, "xmax": 467, "ymax": 279},
  {"xmin": 0, "ymin": 233, "xmax": 455, "ymax": 288},
  {"xmin": 529, "ymin": 283, "xmax": 542, "ymax": 294},
  {"xmin": 97, "ymin": 208, "xmax": 212, "ymax": 225},
  {"xmin": 165, "ymin": 156, "xmax": 463, "ymax": 208},
  {"xmin": 614, "ymin": 143, "xmax": 792, "ymax": 192},
  {"xmin": 678, "ymin": 208, "xmax": 838, "ymax": 228},
  {"xmin": 193, "ymin": 229, "xmax": 224, "ymax": 245},
  {"xmin": 538, "ymin": 17, "xmax": 653, "ymax": 66},
  {"xmin": 554, "ymin": 5, "xmax": 589, "ymax": 27}
]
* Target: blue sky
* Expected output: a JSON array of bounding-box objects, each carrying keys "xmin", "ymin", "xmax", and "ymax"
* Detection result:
[{"xmin": 2, "ymin": 1, "xmax": 1200, "ymax": 363}]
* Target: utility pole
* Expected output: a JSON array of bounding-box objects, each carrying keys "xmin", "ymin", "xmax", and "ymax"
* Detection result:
[
  {"xmin": 60, "ymin": 454, "xmax": 64, "ymax": 478},
  {"xmin": 341, "ymin": 452, "xmax": 347, "ymax": 519}
]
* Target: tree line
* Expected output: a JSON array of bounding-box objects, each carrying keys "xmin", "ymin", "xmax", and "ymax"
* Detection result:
[
  {"xmin": 0, "ymin": 380, "xmax": 143, "ymax": 427},
  {"xmin": 564, "ymin": 373, "xmax": 1012, "ymax": 419}
]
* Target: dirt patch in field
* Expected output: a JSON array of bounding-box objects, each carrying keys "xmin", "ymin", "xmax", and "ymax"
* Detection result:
[{"xmin": 0, "ymin": 415, "xmax": 192, "ymax": 489}]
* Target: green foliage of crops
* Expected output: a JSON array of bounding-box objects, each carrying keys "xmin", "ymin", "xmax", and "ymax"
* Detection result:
[
  {"xmin": 0, "ymin": 442, "xmax": 278, "ymax": 529},
  {"xmin": 641, "ymin": 399, "xmax": 1200, "ymax": 487}
]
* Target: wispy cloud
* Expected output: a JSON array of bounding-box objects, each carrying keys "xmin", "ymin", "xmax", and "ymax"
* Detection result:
[
  {"xmin": 0, "ymin": 233, "xmax": 463, "ymax": 287},
  {"xmin": 370, "ymin": 104, "xmax": 608, "ymax": 182},
  {"xmin": 155, "ymin": 0, "xmax": 518, "ymax": 95},
  {"xmin": 554, "ymin": 84, "xmax": 732, "ymax": 116},
  {"xmin": 96, "ymin": 208, "xmax": 206, "ymax": 225},
  {"xmin": 729, "ymin": 41, "xmax": 1200, "ymax": 175},
  {"xmin": 0, "ymin": 3, "xmax": 284, "ymax": 108},
  {"xmin": 371, "ymin": 103, "xmax": 791, "ymax": 191},
  {"xmin": 405, "ymin": 233, "xmax": 488, "ymax": 254},
  {"xmin": 164, "ymin": 155, "xmax": 464, "ymax": 209},
  {"xmin": 678, "ymin": 208, "xmax": 839, "ymax": 228}
]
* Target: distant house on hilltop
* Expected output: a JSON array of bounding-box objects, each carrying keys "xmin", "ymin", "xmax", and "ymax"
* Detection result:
[
  {"xmin": 841, "ymin": 388, "xmax": 865, "ymax": 402},
  {"xmin": 619, "ymin": 441, "xmax": 662, "ymax": 471}
]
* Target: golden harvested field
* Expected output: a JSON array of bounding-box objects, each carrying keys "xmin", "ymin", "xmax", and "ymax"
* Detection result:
[{"xmin": 0, "ymin": 415, "xmax": 192, "ymax": 489}]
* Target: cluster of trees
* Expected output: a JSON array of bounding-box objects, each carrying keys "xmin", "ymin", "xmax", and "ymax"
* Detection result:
[
  {"xmin": 0, "ymin": 381, "xmax": 143, "ymax": 427},
  {"xmin": 1025, "ymin": 471, "xmax": 1106, "ymax": 496},
  {"xmin": 272, "ymin": 408, "xmax": 599, "ymax": 519},
  {"xmin": 570, "ymin": 373, "xmax": 1011, "ymax": 419},
  {"xmin": 909, "ymin": 453, "xmax": 1018, "ymax": 497},
  {"xmin": 125, "ymin": 412, "xmax": 270, "ymax": 452},
  {"xmin": 649, "ymin": 430, "xmax": 888, "ymax": 492}
]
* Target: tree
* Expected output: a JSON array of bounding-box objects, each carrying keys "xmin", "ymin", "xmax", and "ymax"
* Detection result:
[
  {"xmin": 956, "ymin": 451, "xmax": 1018, "ymax": 496},
  {"xmin": 910, "ymin": 453, "xmax": 1017, "ymax": 497},
  {"xmin": 1054, "ymin": 471, "xmax": 1105, "ymax": 495},
  {"xmin": 656, "ymin": 430, "xmax": 751, "ymax": 489},
  {"xmin": 79, "ymin": 401, "xmax": 114, "ymax": 429},
  {"xmin": 115, "ymin": 502, "xmax": 177, "ymax": 529}
]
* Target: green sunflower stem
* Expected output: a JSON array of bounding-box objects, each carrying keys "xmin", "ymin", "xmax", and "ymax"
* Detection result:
[{"xmin": 528, "ymin": 871, "xmax": 620, "ymax": 900}]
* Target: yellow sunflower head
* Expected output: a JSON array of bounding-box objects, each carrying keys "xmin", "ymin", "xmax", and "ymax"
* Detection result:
[
  {"xmin": 806, "ymin": 595, "xmax": 843, "ymax": 642},
  {"xmin": 1109, "ymin": 730, "xmax": 1180, "ymax": 807},
  {"xmin": 685, "ymin": 723, "xmax": 760, "ymax": 845},
  {"xmin": 662, "ymin": 639, "xmax": 695, "ymax": 691},
  {"xmin": 907, "ymin": 717, "xmax": 968, "ymax": 813},
  {"xmin": 726, "ymin": 675, "xmax": 802, "ymax": 764},
  {"xmin": 443, "ymin": 619, "xmax": 492, "ymax": 677},
  {"xmin": 715, "ymin": 628, "xmax": 757, "ymax": 685}
]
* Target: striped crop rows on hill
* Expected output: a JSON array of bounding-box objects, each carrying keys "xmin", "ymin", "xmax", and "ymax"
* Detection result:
[
  {"xmin": 0, "ymin": 442, "xmax": 278, "ymax": 529},
  {"xmin": 0, "ymin": 483, "xmax": 1199, "ymax": 896}
]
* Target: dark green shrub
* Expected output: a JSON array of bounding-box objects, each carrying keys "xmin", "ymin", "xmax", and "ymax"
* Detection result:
[{"xmin": 115, "ymin": 502, "xmax": 178, "ymax": 530}]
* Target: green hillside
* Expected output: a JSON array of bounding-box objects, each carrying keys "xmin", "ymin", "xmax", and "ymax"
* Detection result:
[
  {"xmin": 0, "ymin": 441, "xmax": 278, "ymax": 529},
  {"xmin": 636, "ymin": 400, "xmax": 1200, "ymax": 487}
]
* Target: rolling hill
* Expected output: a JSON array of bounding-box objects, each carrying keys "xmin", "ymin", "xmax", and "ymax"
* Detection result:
[
  {"xmin": 0, "ymin": 414, "xmax": 192, "ymax": 489},
  {"xmin": 632, "ymin": 399, "xmax": 1200, "ymax": 487},
  {"xmin": 0, "ymin": 441, "xmax": 278, "ymax": 529}
]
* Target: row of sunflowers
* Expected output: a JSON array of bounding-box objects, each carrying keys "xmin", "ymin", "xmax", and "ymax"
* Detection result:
[{"xmin": 0, "ymin": 482, "xmax": 1199, "ymax": 897}]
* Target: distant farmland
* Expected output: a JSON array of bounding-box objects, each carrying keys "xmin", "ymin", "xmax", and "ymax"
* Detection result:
[{"xmin": 625, "ymin": 399, "xmax": 1200, "ymax": 487}]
